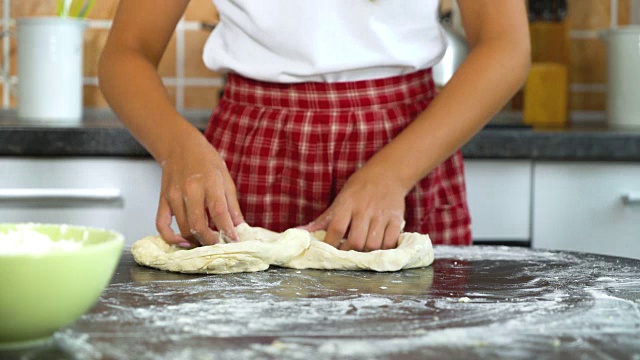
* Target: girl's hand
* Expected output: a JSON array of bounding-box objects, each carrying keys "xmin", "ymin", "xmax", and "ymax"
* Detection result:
[
  {"xmin": 301, "ymin": 167, "xmax": 407, "ymax": 252},
  {"xmin": 156, "ymin": 131, "xmax": 244, "ymax": 247}
]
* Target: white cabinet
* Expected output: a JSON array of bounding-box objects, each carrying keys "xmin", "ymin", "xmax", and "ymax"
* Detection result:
[
  {"xmin": 532, "ymin": 162, "xmax": 640, "ymax": 259},
  {"xmin": 7, "ymin": 158, "xmax": 637, "ymax": 257},
  {"xmin": 0, "ymin": 158, "xmax": 162, "ymax": 246},
  {"xmin": 464, "ymin": 160, "xmax": 532, "ymax": 242}
]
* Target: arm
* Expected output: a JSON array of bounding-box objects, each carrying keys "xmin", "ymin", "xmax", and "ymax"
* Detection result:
[
  {"xmin": 306, "ymin": 0, "xmax": 530, "ymax": 250},
  {"xmin": 369, "ymin": 0, "xmax": 531, "ymax": 191},
  {"xmin": 99, "ymin": 0, "xmax": 243, "ymax": 246}
]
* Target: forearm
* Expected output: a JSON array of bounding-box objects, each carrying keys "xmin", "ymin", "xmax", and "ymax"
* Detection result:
[
  {"xmin": 98, "ymin": 50, "xmax": 201, "ymax": 163},
  {"xmin": 363, "ymin": 39, "xmax": 530, "ymax": 193}
]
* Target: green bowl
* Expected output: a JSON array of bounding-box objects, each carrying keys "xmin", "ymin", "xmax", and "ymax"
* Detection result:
[{"xmin": 0, "ymin": 223, "xmax": 124, "ymax": 349}]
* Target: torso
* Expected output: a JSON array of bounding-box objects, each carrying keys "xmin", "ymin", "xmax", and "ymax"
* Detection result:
[{"xmin": 203, "ymin": 0, "xmax": 446, "ymax": 83}]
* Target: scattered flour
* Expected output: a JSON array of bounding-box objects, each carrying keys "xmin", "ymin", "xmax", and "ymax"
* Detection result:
[{"xmin": 50, "ymin": 246, "xmax": 640, "ymax": 359}]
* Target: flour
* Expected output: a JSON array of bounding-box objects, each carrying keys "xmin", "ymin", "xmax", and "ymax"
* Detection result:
[
  {"xmin": 435, "ymin": 245, "xmax": 568, "ymax": 261},
  {"xmin": 0, "ymin": 225, "xmax": 83, "ymax": 255},
  {"xmin": 54, "ymin": 332, "xmax": 101, "ymax": 360},
  {"xmin": 52, "ymin": 246, "xmax": 640, "ymax": 359}
]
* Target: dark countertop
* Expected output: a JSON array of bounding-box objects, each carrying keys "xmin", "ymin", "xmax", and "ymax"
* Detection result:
[
  {"xmin": 3, "ymin": 246, "xmax": 640, "ymax": 359},
  {"xmin": 1, "ymin": 110, "xmax": 640, "ymax": 161}
]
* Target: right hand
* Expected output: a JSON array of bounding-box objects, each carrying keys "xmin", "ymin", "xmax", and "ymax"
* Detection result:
[{"xmin": 155, "ymin": 129, "xmax": 244, "ymax": 247}]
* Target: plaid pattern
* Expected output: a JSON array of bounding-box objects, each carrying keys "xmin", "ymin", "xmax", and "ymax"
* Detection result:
[{"xmin": 205, "ymin": 69, "xmax": 471, "ymax": 246}]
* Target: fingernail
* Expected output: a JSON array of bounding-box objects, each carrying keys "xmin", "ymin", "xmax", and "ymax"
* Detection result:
[{"xmin": 177, "ymin": 242, "xmax": 193, "ymax": 248}]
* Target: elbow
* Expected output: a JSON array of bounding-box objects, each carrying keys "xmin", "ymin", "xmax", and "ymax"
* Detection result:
[
  {"xmin": 516, "ymin": 43, "xmax": 532, "ymax": 88},
  {"xmin": 97, "ymin": 41, "xmax": 126, "ymax": 93},
  {"xmin": 492, "ymin": 35, "xmax": 532, "ymax": 89},
  {"xmin": 471, "ymin": 36, "xmax": 532, "ymax": 90},
  {"xmin": 97, "ymin": 46, "xmax": 113, "ymax": 94}
]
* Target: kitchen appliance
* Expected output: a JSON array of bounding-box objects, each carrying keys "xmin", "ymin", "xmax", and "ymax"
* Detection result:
[
  {"xmin": 432, "ymin": 0, "xmax": 469, "ymax": 87},
  {"xmin": 600, "ymin": 26, "xmax": 640, "ymax": 128}
]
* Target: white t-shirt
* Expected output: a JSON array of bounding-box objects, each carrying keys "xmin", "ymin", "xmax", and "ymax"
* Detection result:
[{"xmin": 202, "ymin": 0, "xmax": 446, "ymax": 83}]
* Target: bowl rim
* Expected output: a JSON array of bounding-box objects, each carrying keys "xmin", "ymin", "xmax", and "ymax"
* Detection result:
[{"xmin": 0, "ymin": 223, "xmax": 124, "ymax": 257}]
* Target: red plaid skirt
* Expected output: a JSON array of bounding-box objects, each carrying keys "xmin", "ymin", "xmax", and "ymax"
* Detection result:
[{"xmin": 204, "ymin": 69, "xmax": 472, "ymax": 245}]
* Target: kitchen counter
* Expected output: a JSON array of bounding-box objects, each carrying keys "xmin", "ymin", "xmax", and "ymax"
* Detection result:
[
  {"xmin": 1, "ymin": 110, "xmax": 640, "ymax": 161},
  {"xmin": 3, "ymin": 246, "xmax": 640, "ymax": 359}
]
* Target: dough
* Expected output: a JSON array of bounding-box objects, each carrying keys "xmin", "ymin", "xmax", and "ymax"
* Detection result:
[{"xmin": 131, "ymin": 223, "xmax": 434, "ymax": 274}]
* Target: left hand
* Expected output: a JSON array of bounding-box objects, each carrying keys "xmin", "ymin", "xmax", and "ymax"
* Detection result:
[{"xmin": 300, "ymin": 167, "xmax": 407, "ymax": 251}]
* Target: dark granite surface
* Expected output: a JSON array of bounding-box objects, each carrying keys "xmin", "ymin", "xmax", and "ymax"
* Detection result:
[
  {"xmin": 3, "ymin": 247, "xmax": 640, "ymax": 359},
  {"xmin": 1, "ymin": 110, "xmax": 640, "ymax": 161}
]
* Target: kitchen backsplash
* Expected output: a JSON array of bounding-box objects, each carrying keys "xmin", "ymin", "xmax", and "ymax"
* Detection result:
[
  {"xmin": 1, "ymin": 0, "xmax": 221, "ymax": 111},
  {"xmin": 0, "ymin": 0, "xmax": 636, "ymax": 116}
]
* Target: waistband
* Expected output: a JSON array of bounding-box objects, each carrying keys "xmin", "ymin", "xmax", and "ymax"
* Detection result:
[{"xmin": 222, "ymin": 69, "xmax": 434, "ymax": 111}]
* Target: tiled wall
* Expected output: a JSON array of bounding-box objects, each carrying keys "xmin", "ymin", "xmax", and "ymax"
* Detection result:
[
  {"xmin": 0, "ymin": 0, "xmax": 221, "ymax": 111},
  {"xmin": 0, "ymin": 0, "xmax": 637, "ymax": 117},
  {"xmin": 567, "ymin": 0, "xmax": 636, "ymax": 119}
]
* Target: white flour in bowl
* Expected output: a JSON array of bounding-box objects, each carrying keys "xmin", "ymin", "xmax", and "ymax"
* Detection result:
[{"xmin": 0, "ymin": 226, "xmax": 83, "ymax": 255}]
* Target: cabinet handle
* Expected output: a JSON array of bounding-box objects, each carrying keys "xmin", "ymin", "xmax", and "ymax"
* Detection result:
[
  {"xmin": 622, "ymin": 193, "xmax": 640, "ymax": 205},
  {"xmin": 0, "ymin": 188, "xmax": 122, "ymax": 201}
]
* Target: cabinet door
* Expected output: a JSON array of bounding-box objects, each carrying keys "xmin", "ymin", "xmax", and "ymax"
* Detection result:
[
  {"xmin": 0, "ymin": 158, "xmax": 162, "ymax": 245},
  {"xmin": 532, "ymin": 162, "xmax": 640, "ymax": 259},
  {"xmin": 464, "ymin": 160, "xmax": 532, "ymax": 242}
]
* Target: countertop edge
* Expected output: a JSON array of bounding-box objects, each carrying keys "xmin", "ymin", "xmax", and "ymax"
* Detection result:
[{"xmin": 1, "ymin": 114, "xmax": 640, "ymax": 161}]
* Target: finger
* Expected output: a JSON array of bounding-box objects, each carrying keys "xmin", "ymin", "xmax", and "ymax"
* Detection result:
[
  {"xmin": 206, "ymin": 184, "xmax": 238, "ymax": 242},
  {"xmin": 323, "ymin": 209, "xmax": 350, "ymax": 248},
  {"xmin": 382, "ymin": 219, "xmax": 403, "ymax": 250},
  {"xmin": 207, "ymin": 199, "xmax": 237, "ymax": 242},
  {"xmin": 222, "ymin": 172, "xmax": 245, "ymax": 226},
  {"xmin": 341, "ymin": 214, "xmax": 369, "ymax": 252},
  {"xmin": 156, "ymin": 197, "xmax": 183, "ymax": 245},
  {"xmin": 225, "ymin": 187, "xmax": 245, "ymax": 226},
  {"xmin": 184, "ymin": 182, "xmax": 218, "ymax": 246},
  {"xmin": 363, "ymin": 217, "xmax": 385, "ymax": 252},
  {"xmin": 298, "ymin": 210, "xmax": 332, "ymax": 232},
  {"xmin": 166, "ymin": 188, "xmax": 192, "ymax": 243}
]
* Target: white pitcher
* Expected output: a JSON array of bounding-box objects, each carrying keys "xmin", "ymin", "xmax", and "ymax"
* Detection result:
[
  {"xmin": 15, "ymin": 17, "xmax": 87, "ymax": 122},
  {"xmin": 600, "ymin": 26, "xmax": 640, "ymax": 128}
]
